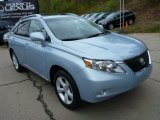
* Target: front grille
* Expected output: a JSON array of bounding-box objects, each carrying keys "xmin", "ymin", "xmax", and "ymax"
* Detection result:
[{"xmin": 124, "ymin": 51, "xmax": 149, "ymax": 72}]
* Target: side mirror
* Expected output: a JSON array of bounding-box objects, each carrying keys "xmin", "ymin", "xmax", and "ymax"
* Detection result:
[{"xmin": 30, "ymin": 32, "xmax": 45, "ymax": 42}]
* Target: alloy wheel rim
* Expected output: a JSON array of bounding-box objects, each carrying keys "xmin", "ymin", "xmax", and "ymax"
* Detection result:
[
  {"xmin": 109, "ymin": 24, "xmax": 114, "ymax": 30},
  {"xmin": 56, "ymin": 77, "xmax": 73, "ymax": 105},
  {"xmin": 129, "ymin": 19, "xmax": 133, "ymax": 25},
  {"xmin": 12, "ymin": 54, "xmax": 19, "ymax": 70}
]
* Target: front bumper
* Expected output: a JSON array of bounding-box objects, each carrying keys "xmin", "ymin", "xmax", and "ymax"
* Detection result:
[{"xmin": 73, "ymin": 63, "xmax": 152, "ymax": 103}]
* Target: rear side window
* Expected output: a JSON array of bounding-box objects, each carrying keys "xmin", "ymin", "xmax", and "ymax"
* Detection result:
[{"xmin": 14, "ymin": 21, "xmax": 30, "ymax": 37}]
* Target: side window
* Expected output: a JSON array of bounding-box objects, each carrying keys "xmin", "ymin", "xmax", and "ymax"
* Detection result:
[
  {"xmin": 116, "ymin": 15, "xmax": 120, "ymax": 19},
  {"xmin": 0, "ymin": 26, "xmax": 7, "ymax": 31},
  {"xmin": 29, "ymin": 20, "xmax": 51, "ymax": 42},
  {"xmin": 124, "ymin": 12, "xmax": 129, "ymax": 17},
  {"xmin": 15, "ymin": 21, "xmax": 30, "ymax": 37},
  {"xmin": 13, "ymin": 26, "xmax": 18, "ymax": 34}
]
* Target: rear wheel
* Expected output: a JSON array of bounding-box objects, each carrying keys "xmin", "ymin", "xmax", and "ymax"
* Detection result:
[
  {"xmin": 11, "ymin": 51, "xmax": 23, "ymax": 72},
  {"xmin": 54, "ymin": 70, "xmax": 81, "ymax": 110}
]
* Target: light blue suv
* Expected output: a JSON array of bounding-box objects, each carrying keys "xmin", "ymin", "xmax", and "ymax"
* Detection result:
[{"xmin": 8, "ymin": 14, "xmax": 152, "ymax": 109}]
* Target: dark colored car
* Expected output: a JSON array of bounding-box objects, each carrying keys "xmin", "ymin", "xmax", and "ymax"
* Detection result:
[
  {"xmin": 0, "ymin": 26, "xmax": 8, "ymax": 45},
  {"xmin": 99, "ymin": 10, "xmax": 136, "ymax": 30}
]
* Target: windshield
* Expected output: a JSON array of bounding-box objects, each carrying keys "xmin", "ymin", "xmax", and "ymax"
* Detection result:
[
  {"xmin": 102, "ymin": 12, "xmax": 111, "ymax": 18},
  {"xmin": 45, "ymin": 17, "xmax": 109, "ymax": 41},
  {"xmin": 106, "ymin": 13, "xmax": 117, "ymax": 19}
]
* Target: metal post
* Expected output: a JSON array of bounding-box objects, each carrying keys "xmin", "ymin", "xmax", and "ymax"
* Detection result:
[
  {"xmin": 122, "ymin": 0, "xmax": 125, "ymax": 28},
  {"xmin": 120, "ymin": 0, "xmax": 122, "ymax": 30}
]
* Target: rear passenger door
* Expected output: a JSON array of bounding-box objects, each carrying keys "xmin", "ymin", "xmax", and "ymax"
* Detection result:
[{"xmin": 11, "ymin": 20, "xmax": 30, "ymax": 64}]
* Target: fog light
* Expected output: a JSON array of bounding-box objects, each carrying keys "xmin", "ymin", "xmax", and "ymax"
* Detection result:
[{"xmin": 96, "ymin": 89, "xmax": 107, "ymax": 97}]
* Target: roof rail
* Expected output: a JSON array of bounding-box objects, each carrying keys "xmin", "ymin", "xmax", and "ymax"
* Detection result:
[
  {"xmin": 20, "ymin": 14, "xmax": 42, "ymax": 20},
  {"xmin": 40, "ymin": 13, "xmax": 53, "ymax": 16}
]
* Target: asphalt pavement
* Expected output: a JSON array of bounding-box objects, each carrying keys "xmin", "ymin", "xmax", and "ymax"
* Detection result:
[{"xmin": 0, "ymin": 33, "xmax": 160, "ymax": 120}]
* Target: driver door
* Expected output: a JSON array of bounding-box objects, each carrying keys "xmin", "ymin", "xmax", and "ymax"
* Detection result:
[{"xmin": 25, "ymin": 20, "xmax": 49, "ymax": 77}]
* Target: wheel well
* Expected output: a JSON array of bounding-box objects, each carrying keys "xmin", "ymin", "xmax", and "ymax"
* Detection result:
[
  {"xmin": 50, "ymin": 65, "xmax": 72, "ymax": 85},
  {"xmin": 9, "ymin": 48, "xmax": 13, "ymax": 58}
]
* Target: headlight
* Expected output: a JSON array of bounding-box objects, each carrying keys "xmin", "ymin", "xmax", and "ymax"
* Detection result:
[{"xmin": 83, "ymin": 58, "xmax": 125, "ymax": 73}]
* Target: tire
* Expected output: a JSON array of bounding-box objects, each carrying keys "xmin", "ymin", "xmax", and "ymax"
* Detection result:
[
  {"xmin": 54, "ymin": 70, "xmax": 81, "ymax": 110},
  {"xmin": 6, "ymin": 42, "xmax": 8, "ymax": 47},
  {"xmin": 128, "ymin": 19, "xmax": 134, "ymax": 25},
  {"xmin": 0, "ymin": 41, "xmax": 3, "ymax": 46},
  {"xmin": 108, "ymin": 23, "xmax": 114, "ymax": 30},
  {"xmin": 11, "ymin": 51, "xmax": 23, "ymax": 72}
]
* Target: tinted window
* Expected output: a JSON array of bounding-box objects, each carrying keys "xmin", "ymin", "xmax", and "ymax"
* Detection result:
[
  {"xmin": 15, "ymin": 21, "xmax": 30, "ymax": 37},
  {"xmin": 103, "ymin": 12, "xmax": 111, "ymax": 18},
  {"xmin": 87, "ymin": 14, "xmax": 93, "ymax": 18},
  {"xmin": 45, "ymin": 17, "xmax": 109, "ymax": 40},
  {"xmin": 0, "ymin": 26, "xmax": 7, "ymax": 31},
  {"xmin": 116, "ymin": 15, "xmax": 120, "ymax": 19},
  {"xmin": 91, "ymin": 13, "xmax": 98, "ymax": 18},
  {"xmin": 106, "ymin": 13, "xmax": 116, "ymax": 19},
  {"xmin": 124, "ymin": 12, "xmax": 132, "ymax": 16},
  {"xmin": 29, "ymin": 20, "xmax": 50, "ymax": 41},
  {"xmin": 94, "ymin": 13, "xmax": 102, "ymax": 18}
]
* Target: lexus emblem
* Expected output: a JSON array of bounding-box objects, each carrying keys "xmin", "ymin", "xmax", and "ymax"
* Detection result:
[{"xmin": 139, "ymin": 58, "xmax": 146, "ymax": 66}]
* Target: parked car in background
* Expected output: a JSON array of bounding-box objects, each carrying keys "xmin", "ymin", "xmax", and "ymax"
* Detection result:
[
  {"xmin": 92, "ymin": 12, "xmax": 105, "ymax": 22},
  {"xmin": 84, "ymin": 13, "xmax": 93, "ymax": 19},
  {"xmin": 9, "ymin": 14, "xmax": 151, "ymax": 110},
  {"xmin": 0, "ymin": 26, "xmax": 8, "ymax": 45},
  {"xmin": 60, "ymin": 13, "xmax": 77, "ymax": 16},
  {"xmin": 87, "ymin": 13, "xmax": 100, "ymax": 20},
  {"xmin": 3, "ymin": 32, "xmax": 10, "ymax": 45},
  {"xmin": 99, "ymin": 10, "xmax": 136, "ymax": 30},
  {"xmin": 94, "ymin": 12, "xmax": 112, "ymax": 23},
  {"xmin": 83, "ymin": 14, "xmax": 90, "ymax": 18},
  {"xmin": 90, "ymin": 12, "xmax": 103, "ymax": 20}
]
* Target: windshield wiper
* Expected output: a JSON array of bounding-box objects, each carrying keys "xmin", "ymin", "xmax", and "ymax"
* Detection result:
[
  {"xmin": 62, "ymin": 31, "xmax": 110, "ymax": 41},
  {"xmin": 62, "ymin": 37, "xmax": 84, "ymax": 41}
]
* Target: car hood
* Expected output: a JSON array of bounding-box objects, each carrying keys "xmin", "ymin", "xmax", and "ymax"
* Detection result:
[{"xmin": 63, "ymin": 33, "xmax": 147, "ymax": 61}]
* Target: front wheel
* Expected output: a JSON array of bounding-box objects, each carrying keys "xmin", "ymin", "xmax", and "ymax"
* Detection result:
[
  {"xmin": 107, "ymin": 23, "xmax": 114, "ymax": 30},
  {"xmin": 54, "ymin": 70, "xmax": 81, "ymax": 110},
  {"xmin": 0, "ymin": 41, "xmax": 3, "ymax": 46}
]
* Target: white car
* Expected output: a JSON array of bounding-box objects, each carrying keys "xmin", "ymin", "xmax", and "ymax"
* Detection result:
[{"xmin": 3, "ymin": 32, "xmax": 10, "ymax": 43}]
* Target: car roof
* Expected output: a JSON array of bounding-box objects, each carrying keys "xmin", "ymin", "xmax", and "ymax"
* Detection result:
[
  {"xmin": 42, "ymin": 15, "xmax": 79, "ymax": 20},
  {"xmin": 20, "ymin": 14, "xmax": 78, "ymax": 21}
]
